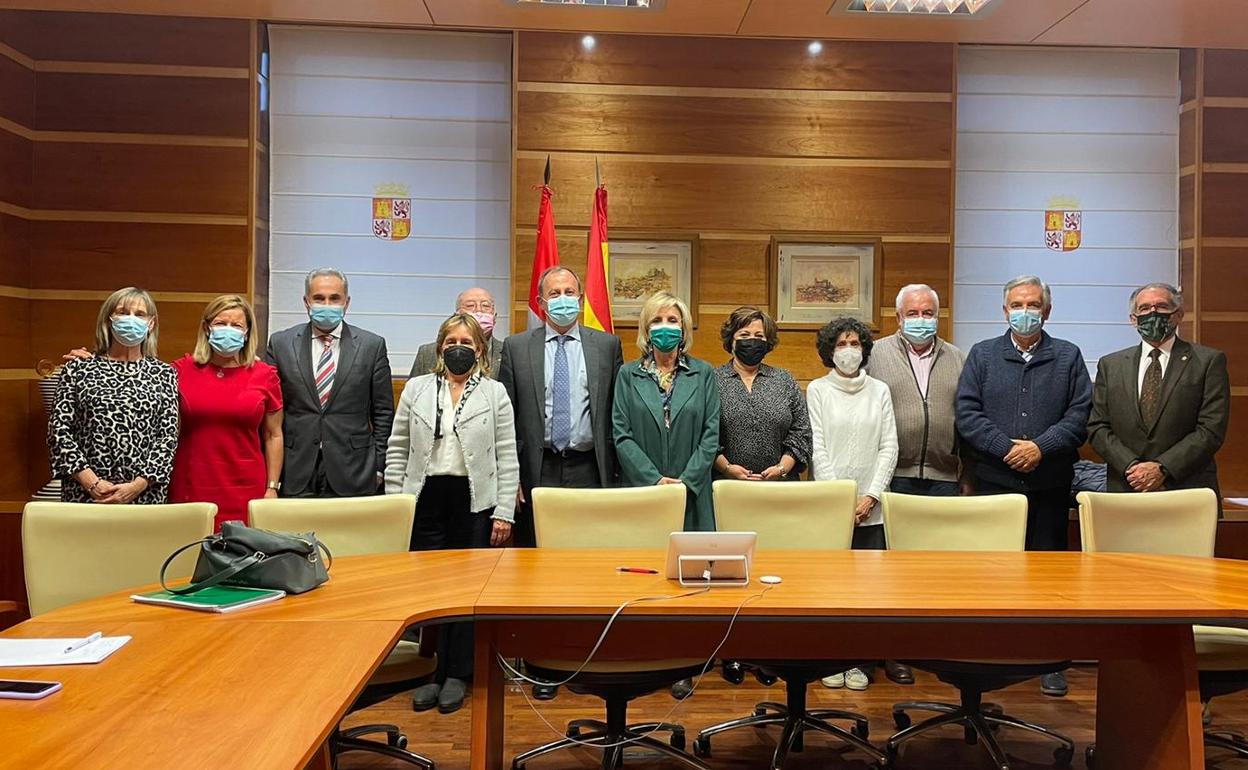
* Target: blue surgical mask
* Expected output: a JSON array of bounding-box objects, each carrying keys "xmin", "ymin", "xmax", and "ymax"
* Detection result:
[
  {"xmin": 1008, "ymin": 308, "xmax": 1043, "ymax": 337},
  {"xmin": 110, "ymin": 315, "xmax": 150, "ymax": 348},
  {"xmin": 208, "ymin": 326, "xmax": 247, "ymax": 355},
  {"xmin": 309, "ymin": 303, "xmax": 345, "ymax": 330},
  {"xmin": 545, "ymin": 295, "xmax": 581, "ymax": 327},
  {"xmin": 901, "ymin": 317, "xmax": 938, "ymax": 344},
  {"xmin": 649, "ymin": 323, "xmax": 683, "ymax": 353}
]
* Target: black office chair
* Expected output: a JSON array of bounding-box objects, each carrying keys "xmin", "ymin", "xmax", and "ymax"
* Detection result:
[{"xmin": 331, "ymin": 637, "xmax": 438, "ymax": 769}]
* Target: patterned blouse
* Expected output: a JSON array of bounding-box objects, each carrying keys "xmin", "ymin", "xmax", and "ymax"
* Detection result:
[
  {"xmin": 47, "ymin": 357, "xmax": 180, "ymax": 504},
  {"xmin": 714, "ymin": 361, "xmax": 812, "ymax": 478},
  {"xmin": 639, "ymin": 353, "xmax": 691, "ymax": 428}
]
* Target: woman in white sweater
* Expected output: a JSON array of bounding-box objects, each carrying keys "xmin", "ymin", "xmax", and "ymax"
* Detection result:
[
  {"xmin": 386, "ymin": 312, "xmax": 519, "ymax": 714},
  {"xmin": 807, "ymin": 316, "xmax": 898, "ymax": 691}
]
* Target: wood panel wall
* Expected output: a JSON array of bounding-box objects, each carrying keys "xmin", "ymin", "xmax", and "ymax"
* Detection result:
[
  {"xmin": 1180, "ymin": 49, "xmax": 1248, "ymax": 498},
  {"xmin": 512, "ymin": 33, "xmax": 955, "ymax": 384},
  {"xmin": 0, "ymin": 10, "xmax": 266, "ymax": 619}
]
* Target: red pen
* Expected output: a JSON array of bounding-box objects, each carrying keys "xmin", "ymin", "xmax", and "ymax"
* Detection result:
[{"xmin": 617, "ymin": 567, "xmax": 659, "ymax": 575}]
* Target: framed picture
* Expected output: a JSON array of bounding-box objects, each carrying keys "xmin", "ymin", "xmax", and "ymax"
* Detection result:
[
  {"xmin": 608, "ymin": 233, "xmax": 700, "ymax": 328},
  {"xmin": 769, "ymin": 235, "xmax": 882, "ymax": 330}
]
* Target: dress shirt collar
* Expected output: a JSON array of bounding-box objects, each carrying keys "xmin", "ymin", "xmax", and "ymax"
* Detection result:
[
  {"xmin": 1011, "ymin": 333, "xmax": 1042, "ymax": 356},
  {"xmin": 312, "ymin": 322, "xmax": 343, "ymax": 340},
  {"xmin": 1141, "ymin": 335, "xmax": 1176, "ymax": 359},
  {"xmin": 546, "ymin": 323, "xmax": 582, "ymax": 343},
  {"xmin": 721, "ymin": 360, "xmax": 773, "ymax": 380}
]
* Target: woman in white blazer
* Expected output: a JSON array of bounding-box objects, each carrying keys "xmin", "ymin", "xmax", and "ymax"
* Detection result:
[{"xmin": 385, "ymin": 311, "xmax": 519, "ymax": 713}]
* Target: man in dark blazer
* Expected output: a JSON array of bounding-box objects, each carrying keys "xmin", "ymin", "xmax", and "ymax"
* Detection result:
[
  {"xmin": 1089, "ymin": 282, "xmax": 1230, "ymax": 507},
  {"xmin": 408, "ymin": 286, "xmax": 504, "ymax": 378},
  {"xmin": 264, "ymin": 268, "xmax": 394, "ymax": 497},
  {"xmin": 498, "ymin": 266, "xmax": 623, "ymax": 548}
]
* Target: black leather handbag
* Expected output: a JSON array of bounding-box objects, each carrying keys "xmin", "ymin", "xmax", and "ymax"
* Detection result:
[{"xmin": 159, "ymin": 521, "xmax": 332, "ymax": 595}]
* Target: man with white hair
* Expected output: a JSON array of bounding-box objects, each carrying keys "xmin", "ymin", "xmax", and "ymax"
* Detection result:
[
  {"xmin": 865, "ymin": 283, "xmax": 967, "ymax": 686},
  {"xmin": 410, "ymin": 286, "xmax": 504, "ymax": 378},
  {"xmin": 956, "ymin": 275, "xmax": 1092, "ymax": 697}
]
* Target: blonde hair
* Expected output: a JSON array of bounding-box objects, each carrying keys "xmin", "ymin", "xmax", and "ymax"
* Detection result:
[
  {"xmin": 433, "ymin": 313, "xmax": 490, "ymax": 377},
  {"xmin": 636, "ymin": 291, "xmax": 693, "ymax": 354},
  {"xmin": 94, "ymin": 287, "xmax": 159, "ymax": 358},
  {"xmin": 193, "ymin": 294, "xmax": 259, "ymax": 366}
]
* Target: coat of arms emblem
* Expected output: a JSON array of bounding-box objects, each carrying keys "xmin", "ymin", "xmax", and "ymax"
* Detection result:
[
  {"xmin": 1044, "ymin": 196, "xmax": 1081, "ymax": 252},
  {"xmin": 372, "ymin": 183, "xmax": 411, "ymax": 241}
]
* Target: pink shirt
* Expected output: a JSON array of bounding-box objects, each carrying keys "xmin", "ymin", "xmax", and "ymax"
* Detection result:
[{"xmin": 906, "ymin": 340, "xmax": 937, "ymax": 398}]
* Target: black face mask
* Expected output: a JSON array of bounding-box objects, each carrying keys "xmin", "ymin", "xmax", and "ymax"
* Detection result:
[
  {"xmin": 443, "ymin": 345, "xmax": 477, "ymax": 376},
  {"xmin": 734, "ymin": 338, "xmax": 770, "ymax": 367},
  {"xmin": 1134, "ymin": 310, "xmax": 1176, "ymax": 344}
]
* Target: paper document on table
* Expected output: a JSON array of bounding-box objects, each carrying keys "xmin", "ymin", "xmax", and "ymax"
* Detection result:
[{"xmin": 0, "ymin": 636, "xmax": 131, "ymax": 667}]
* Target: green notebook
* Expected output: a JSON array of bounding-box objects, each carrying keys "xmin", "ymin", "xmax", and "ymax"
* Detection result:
[{"xmin": 131, "ymin": 585, "xmax": 286, "ymax": 613}]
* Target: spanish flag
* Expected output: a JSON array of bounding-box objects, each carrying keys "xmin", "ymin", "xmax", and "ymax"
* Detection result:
[
  {"xmin": 526, "ymin": 157, "xmax": 561, "ymax": 329},
  {"xmin": 582, "ymin": 183, "xmax": 613, "ymax": 333}
]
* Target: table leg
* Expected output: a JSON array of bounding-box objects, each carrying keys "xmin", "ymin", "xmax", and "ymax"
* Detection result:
[
  {"xmin": 302, "ymin": 741, "xmax": 332, "ymax": 770},
  {"xmin": 1095, "ymin": 624, "xmax": 1203, "ymax": 769},
  {"xmin": 470, "ymin": 620, "xmax": 505, "ymax": 770}
]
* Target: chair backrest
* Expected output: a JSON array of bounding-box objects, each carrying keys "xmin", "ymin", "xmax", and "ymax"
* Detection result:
[
  {"xmin": 22, "ymin": 501, "xmax": 216, "ymax": 616},
  {"xmin": 249, "ymin": 494, "xmax": 417, "ymax": 557},
  {"xmin": 713, "ymin": 479, "xmax": 856, "ymax": 550},
  {"xmin": 883, "ymin": 492, "xmax": 1028, "ymax": 552},
  {"xmin": 1076, "ymin": 489, "xmax": 1217, "ymax": 557},
  {"xmin": 533, "ymin": 485, "xmax": 686, "ymax": 549}
]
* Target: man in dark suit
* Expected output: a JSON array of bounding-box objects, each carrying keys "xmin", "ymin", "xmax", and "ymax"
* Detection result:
[
  {"xmin": 499, "ymin": 266, "xmax": 623, "ymax": 547},
  {"xmin": 264, "ymin": 268, "xmax": 394, "ymax": 497},
  {"xmin": 1089, "ymin": 282, "xmax": 1230, "ymax": 507},
  {"xmin": 408, "ymin": 287, "xmax": 503, "ymax": 379}
]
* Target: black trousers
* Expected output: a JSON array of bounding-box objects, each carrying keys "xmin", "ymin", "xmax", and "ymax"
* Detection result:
[
  {"xmin": 286, "ymin": 449, "xmax": 381, "ymax": 498},
  {"xmin": 889, "ymin": 476, "xmax": 960, "ymax": 497},
  {"xmin": 411, "ymin": 475, "xmax": 494, "ymax": 681},
  {"xmin": 976, "ymin": 480, "xmax": 1071, "ymax": 552},
  {"xmin": 514, "ymin": 448, "xmax": 601, "ymax": 547}
]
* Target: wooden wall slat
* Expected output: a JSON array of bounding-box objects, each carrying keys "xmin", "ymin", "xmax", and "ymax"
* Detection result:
[
  {"xmin": 0, "ymin": 54, "xmax": 34, "ymax": 128},
  {"xmin": 1201, "ymin": 247, "xmax": 1247, "ymax": 313},
  {"xmin": 0, "ymin": 213, "xmax": 30, "ymax": 287},
  {"xmin": 1203, "ymin": 49, "xmax": 1248, "ymax": 98},
  {"xmin": 27, "ymin": 221, "xmax": 249, "ymax": 293},
  {"xmin": 1198, "ymin": 321, "xmax": 1248, "ymax": 387},
  {"xmin": 0, "ymin": 130, "xmax": 32, "ymax": 207},
  {"xmin": 515, "ymin": 157, "xmax": 951, "ymax": 234},
  {"xmin": 32, "ymin": 143, "xmax": 249, "ymax": 215},
  {"xmin": 518, "ymin": 32, "xmax": 955, "ymax": 93},
  {"xmin": 0, "ymin": 297, "xmax": 30, "ymax": 369},
  {"xmin": 1179, "ymin": 108, "xmax": 1196, "ymax": 168},
  {"xmin": 35, "ymin": 73, "xmax": 251, "ymax": 137},
  {"xmin": 1203, "ymin": 108, "xmax": 1248, "ymax": 163},
  {"xmin": 0, "ymin": 381, "xmax": 29, "ymax": 500},
  {"xmin": 1180, "ymin": 48, "xmax": 1198, "ymax": 104},
  {"xmin": 1179, "ymin": 246, "xmax": 1195, "ymax": 303},
  {"xmin": 0, "ymin": 10, "xmax": 251, "ymax": 68},
  {"xmin": 1180, "ymin": 173, "xmax": 1196, "ymax": 242},
  {"xmin": 29, "ymin": 299, "xmax": 207, "ymax": 366},
  {"xmin": 1201, "ymin": 173, "xmax": 1248, "ymax": 238},
  {"xmin": 516, "ymin": 92, "xmax": 953, "ymax": 160},
  {"xmin": 1222, "ymin": 397, "xmax": 1248, "ymax": 498}
]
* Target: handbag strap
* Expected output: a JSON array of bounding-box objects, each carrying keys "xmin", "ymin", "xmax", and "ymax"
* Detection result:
[{"xmin": 159, "ymin": 538, "xmax": 266, "ymax": 596}]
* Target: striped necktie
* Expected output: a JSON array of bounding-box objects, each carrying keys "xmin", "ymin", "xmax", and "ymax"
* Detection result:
[{"xmin": 315, "ymin": 334, "xmax": 335, "ymax": 407}]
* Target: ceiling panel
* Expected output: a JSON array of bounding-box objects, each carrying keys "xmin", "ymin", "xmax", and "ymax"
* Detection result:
[
  {"xmin": 422, "ymin": 0, "xmax": 752, "ymax": 35},
  {"xmin": 0, "ymin": 0, "xmax": 435, "ymax": 26},
  {"xmin": 1036, "ymin": 0, "xmax": 1248, "ymax": 48},
  {"xmin": 737, "ymin": 0, "xmax": 1087, "ymax": 44}
]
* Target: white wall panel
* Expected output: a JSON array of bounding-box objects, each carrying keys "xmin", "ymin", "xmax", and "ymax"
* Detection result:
[
  {"xmin": 953, "ymin": 46, "xmax": 1179, "ymax": 375},
  {"xmin": 269, "ymin": 26, "xmax": 512, "ymax": 377}
]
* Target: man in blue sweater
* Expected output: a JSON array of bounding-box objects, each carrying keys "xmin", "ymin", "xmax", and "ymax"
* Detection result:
[{"xmin": 955, "ymin": 275, "xmax": 1092, "ymax": 697}]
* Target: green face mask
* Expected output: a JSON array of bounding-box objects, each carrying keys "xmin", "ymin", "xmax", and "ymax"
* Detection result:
[
  {"xmin": 1135, "ymin": 310, "xmax": 1176, "ymax": 343},
  {"xmin": 649, "ymin": 324, "xmax": 682, "ymax": 353}
]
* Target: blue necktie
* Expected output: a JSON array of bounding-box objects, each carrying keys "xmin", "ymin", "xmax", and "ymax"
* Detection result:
[{"xmin": 551, "ymin": 336, "xmax": 571, "ymax": 451}]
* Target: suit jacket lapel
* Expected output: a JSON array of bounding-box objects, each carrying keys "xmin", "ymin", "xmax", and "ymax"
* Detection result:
[
  {"xmin": 528, "ymin": 328, "xmax": 546, "ymax": 420},
  {"xmin": 1151, "ymin": 338, "xmax": 1192, "ymax": 429},
  {"xmin": 667, "ymin": 366, "xmax": 698, "ymax": 423},
  {"xmin": 630, "ymin": 366, "xmax": 667, "ymax": 431},
  {"xmin": 325, "ymin": 324, "xmax": 357, "ymax": 411},
  {"xmin": 294, "ymin": 324, "xmax": 320, "ymax": 406},
  {"xmin": 581, "ymin": 326, "xmax": 602, "ymax": 421},
  {"xmin": 1124, "ymin": 345, "xmax": 1148, "ymax": 430}
]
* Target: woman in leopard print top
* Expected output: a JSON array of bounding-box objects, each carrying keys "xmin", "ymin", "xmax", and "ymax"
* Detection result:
[{"xmin": 47, "ymin": 288, "xmax": 179, "ymax": 504}]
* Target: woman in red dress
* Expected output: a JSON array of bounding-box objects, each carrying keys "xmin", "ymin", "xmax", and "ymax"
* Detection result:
[{"xmin": 169, "ymin": 295, "xmax": 284, "ymax": 530}]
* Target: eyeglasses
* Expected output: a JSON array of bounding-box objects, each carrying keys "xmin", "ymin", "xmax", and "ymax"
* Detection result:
[
  {"xmin": 460, "ymin": 301, "xmax": 495, "ymax": 313},
  {"xmin": 1134, "ymin": 303, "xmax": 1175, "ymax": 314}
]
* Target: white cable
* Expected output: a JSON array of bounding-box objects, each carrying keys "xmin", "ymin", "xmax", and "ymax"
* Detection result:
[{"xmin": 496, "ymin": 583, "xmax": 775, "ymax": 752}]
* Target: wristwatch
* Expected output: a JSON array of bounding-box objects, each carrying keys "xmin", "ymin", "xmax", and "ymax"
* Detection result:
[{"xmin": 266, "ymin": 481, "xmax": 281, "ymax": 491}]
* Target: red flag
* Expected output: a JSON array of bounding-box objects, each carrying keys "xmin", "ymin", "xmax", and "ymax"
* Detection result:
[
  {"xmin": 527, "ymin": 164, "xmax": 560, "ymax": 329},
  {"xmin": 582, "ymin": 184, "xmax": 613, "ymax": 333}
]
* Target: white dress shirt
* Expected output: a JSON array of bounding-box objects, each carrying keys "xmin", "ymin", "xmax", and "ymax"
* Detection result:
[
  {"xmin": 1137, "ymin": 336, "xmax": 1176, "ymax": 397},
  {"xmin": 426, "ymin": 377, "xmax": 469, "ymax": 477},
  {"xmin": 543, "ymin": 324, "xmax": 593, "ymax": 451},
  {"xmin": 311, "ymin": 322, "xmax": 342, "ymax": 372}
]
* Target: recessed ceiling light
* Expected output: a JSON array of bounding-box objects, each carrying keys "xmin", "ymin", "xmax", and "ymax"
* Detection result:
[
  {"xmin": 845, "ymin": 0, "xmax": 998, "ymax": 15},
  {"xmin": 581, "ymin": 35, "xmax": 596, "ymax": 50},
  {"xmin": 808, "ymin": 41, "xmax": 824, "ymax": 55}
]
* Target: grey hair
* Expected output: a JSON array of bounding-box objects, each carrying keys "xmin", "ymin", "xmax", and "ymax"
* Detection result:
[
  {"xmin": 305, "ymin": 268, "xmax": 349, "ymax": 297},
  {"xmin": 1003, "ymin": 275, "xmax": 1051, "ymax": 310},
  {"xmin": 1128, "ymin": 282, "xmax": 1183, "ymax": 314},
  {"xmin": 537, "ymin": 266, "xmax": 583, "ymax": 297},
  {"xmin": 895, "ymin": 283, "xmax": 940, "ymax": 314}
]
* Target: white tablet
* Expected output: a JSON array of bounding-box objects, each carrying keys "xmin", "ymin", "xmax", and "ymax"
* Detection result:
[{"xmin": 664, "ymin": 531, "xmax": 758, "ymax": 587}]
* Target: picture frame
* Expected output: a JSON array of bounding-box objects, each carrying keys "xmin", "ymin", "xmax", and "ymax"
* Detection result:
[
  {"xmin": 607, "ymin": 232, "xmax": 700, "ymax": 328},
  {"xmin": 768, "ymin": 235, "xmax": 883, "ymax": 330}
]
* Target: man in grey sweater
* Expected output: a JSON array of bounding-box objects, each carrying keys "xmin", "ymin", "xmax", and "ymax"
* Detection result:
[{"xmin": 867, "ymin": 283, "xmax": 968, "ymax": 686}]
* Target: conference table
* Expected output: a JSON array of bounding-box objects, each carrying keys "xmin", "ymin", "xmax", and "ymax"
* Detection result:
[{"xmin": 5, "ymin": 548, "xmax": 1248, "ymax": 770}]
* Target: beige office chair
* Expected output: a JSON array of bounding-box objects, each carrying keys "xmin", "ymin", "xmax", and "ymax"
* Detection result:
[
  {"xmin": 22, "ymin": 501, "xmax": 215, "ymax": 616},
  {"xmin": 693, "ymin": 480, "xmax": 887, "ymax": 768},
  {"xmin": 1075, "ymin": 488, "xmax": 1248, "ymax": 762},
  {"xmin": 515, "ymin": 484, "xmax": 710, "ymax": 770},
  {"xmin": 250, "ymin": 494, "xmax": 434, "ymax": 769},
  {"xmin": 882, "ymin": 492, "xmax": 1075, "ymax": 770}
]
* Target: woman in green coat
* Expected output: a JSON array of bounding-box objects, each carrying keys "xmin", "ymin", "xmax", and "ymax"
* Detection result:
[{"xmin": 612, "ymin": 290, "xmax": 720, "ymax": 532}]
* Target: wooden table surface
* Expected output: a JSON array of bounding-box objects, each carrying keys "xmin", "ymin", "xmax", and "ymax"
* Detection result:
[{"xmin": 5, "ymin": 548, "xmax": 1248, "ymax": 770}]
